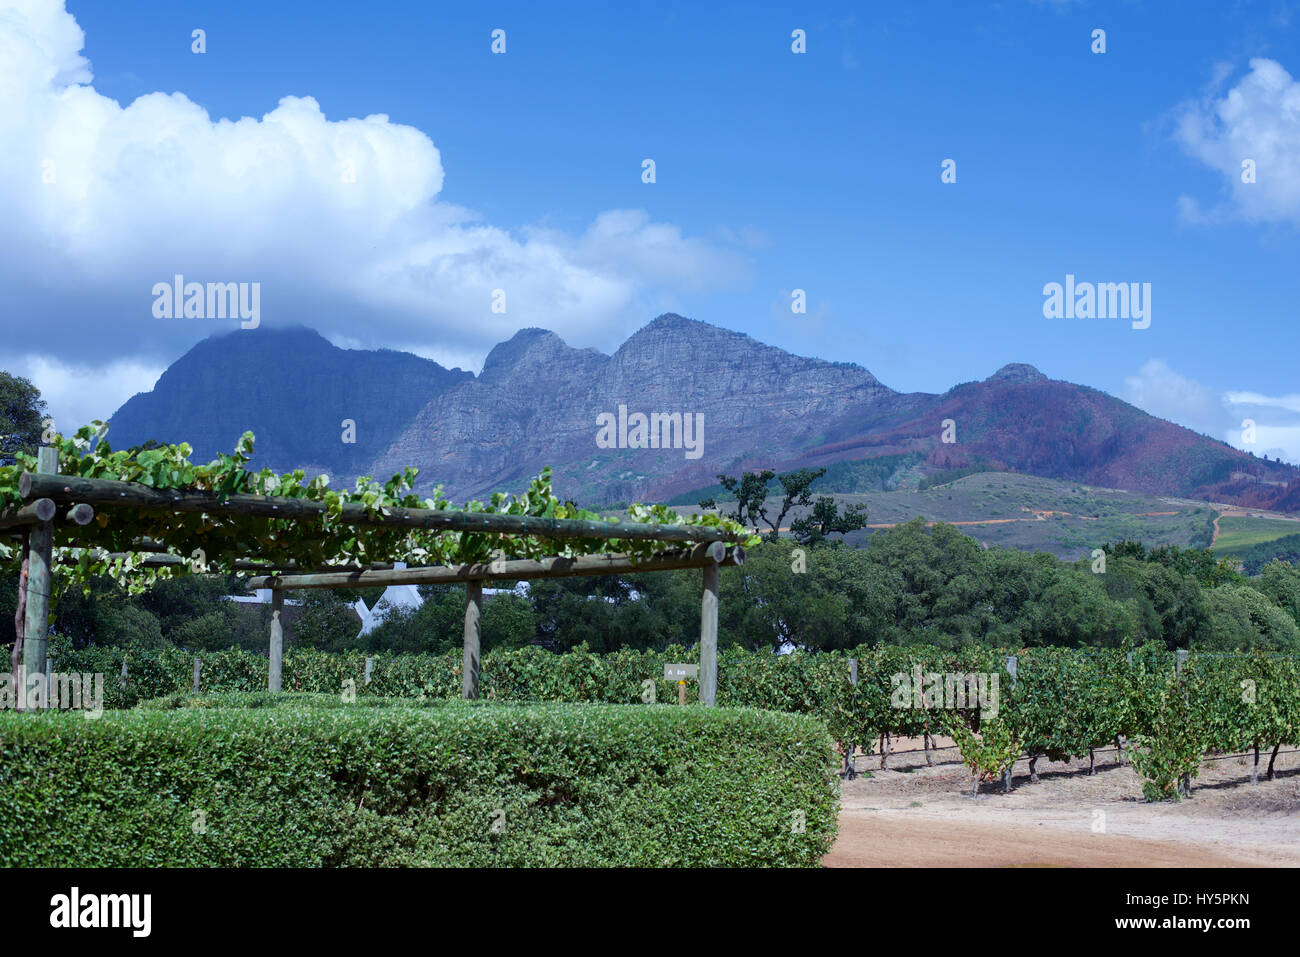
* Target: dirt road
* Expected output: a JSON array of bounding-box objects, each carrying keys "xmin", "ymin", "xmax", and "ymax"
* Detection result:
[{"xmin": 824, "ymin": 739, "xmax": 1300, "ymax": 868}]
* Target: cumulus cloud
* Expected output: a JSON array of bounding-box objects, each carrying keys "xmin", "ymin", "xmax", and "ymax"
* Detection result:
[
  {"xmin": 1173, "ymin": 58, "xmax": 1300, "ymax": 226},
  {"xmin": 0, "ymin": 0, "xmax": 749, "ymax": 427},
  {"xmin": 8, "ymin": 354, "xmax": 165, "ymax": 434},
  {"xmin": 1122, "ymin": 359, "xmax": 1300, "ymax": 465}
]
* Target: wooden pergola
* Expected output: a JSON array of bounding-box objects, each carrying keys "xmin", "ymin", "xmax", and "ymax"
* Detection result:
[{"xmin": 6, "ymin": 450, "xmax": 746, "ymax": 704}]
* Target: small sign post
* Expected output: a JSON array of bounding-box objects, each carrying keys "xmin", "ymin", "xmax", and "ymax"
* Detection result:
[{"xmin": 664, "ymin": 663, "xmax": 698, "ymax": 705}]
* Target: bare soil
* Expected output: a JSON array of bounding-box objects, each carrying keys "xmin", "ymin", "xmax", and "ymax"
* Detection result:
[{"xmin": 824, "ymin": 737, "xmax": 1300, "ymax": 867}]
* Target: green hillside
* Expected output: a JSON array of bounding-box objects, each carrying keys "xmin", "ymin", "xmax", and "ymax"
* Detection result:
[
  {"xmin": 1214, "ymin": 515, "xmax": 1300, "ymax": 557},
  {"xmin": 676, "ymin": 471, "xmax": 1219, "ymax": 560}
]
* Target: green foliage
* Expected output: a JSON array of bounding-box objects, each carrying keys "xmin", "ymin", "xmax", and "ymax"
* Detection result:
[
  {"xmin": 1213, "ymin": 516, "xmax": 1300, "ymax": 558},
  {"xmin": 672, "ymin": 453, "xmax": 921, "ymax": 504},
  {"xmin": 917, "ymin": 464, "xmax": 997, "ymax": 490},
  {"xmin": 944, "ymin": 711, "xmax": 1023, "ymax": 787},
  {"xmin": 1105, "ymin": 539, "xmax": 1241, "ymax": 587},
  {"xmin": 0, "ymin": 372, "xmax": 47, "ymax": 468},
  {"xmin": 1254, "ymin": 561, "xmax": 1300, "ymax": 626},
  {"xmin": 0, "ymin": 700, "xmax": 839, "ymax": 867},
  {"xmin": 789, "ymin": 495, "xmax": 869, "ymax": 545},
  {"xmin": 702, "ymin": 467, "xmax": 859, "ymax": 543},
  {"xmin": 1197, "ymin": 584, "xmax": 1300, "ymax": 653},
  {"xmin": 1239, "ymin": 534, "xmax": 1300, "ymax": 575},
  {"xmin": 1126, "ymin": 675, "xmax": 1208, "ymax": 802},
  {"xmin": 40, "ymin": 641, "xmax": 1300, "ymax": 802},
  {"xmin": 286, "ymin": 590, "xmax": 366, "ymax": 652},
  {"xmin": 700, "ymin": 469, "xmax": 782, "ymax": 533},
  {"xmin": 1010, "ymin": 647, "xmax": 1116, "ymax": 764},
  {"xmin": 0, "ymin": 422, "xmax": 755, "ymax": 597}
]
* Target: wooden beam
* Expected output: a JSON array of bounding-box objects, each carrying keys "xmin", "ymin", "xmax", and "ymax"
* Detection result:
[
  {"xmin": 52, "ymin": 551, "xmax": 403, "ymax": 574},
  {"xmin": 21, "ymin": 449, "xmax": 58, "ymax": 683},
  {"xmin": 0, "ymin": 497, "xmax": 56, "ymax": 529},
  {"xmin": 20, "ymin": 472, "xmax": 744, "ymax": 545},
  {"xmin": 245, "ymin": 542, "xmax": 742, "ymax": 591},
  {"xmin": 56, "ymin": 552, "xmax": 294, "ymax": 572},
  {"xmin": 0, "ymin": 500, "xmax": 94, "ymax": 531},
  {"xmin": 462, "ymin": 580, "xmax": 482, "ymax": 700},
  {"xmin": 699, "ymin": 562, "xmax": 719, "ymax": 707}
]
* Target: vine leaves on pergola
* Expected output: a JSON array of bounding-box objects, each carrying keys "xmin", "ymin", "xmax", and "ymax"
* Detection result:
[{"xmin": 0, "ymin": 422, "xmax": 757, "ymax": 598}]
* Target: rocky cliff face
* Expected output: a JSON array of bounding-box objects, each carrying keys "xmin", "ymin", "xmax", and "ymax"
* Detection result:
[
  {"xmin": 106, "ymin": 316, "xmax": 1300, "ymax": 510},
  {"xmin": 107, "ymin": 327, "xmax": 471, "ymax": 479},
  {"xmin": 369, "ymin": 313, "xmax": 897, "ymax": 501}
]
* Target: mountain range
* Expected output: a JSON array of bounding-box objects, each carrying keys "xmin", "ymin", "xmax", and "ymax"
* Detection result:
[{"xmin": 106, "ymin": 316, "xmax": 1300, "ymax": 511}]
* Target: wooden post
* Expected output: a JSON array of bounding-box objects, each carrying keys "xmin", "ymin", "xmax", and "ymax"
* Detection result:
[
  {"xmin": 44, "ymin": 657, "xmax": 51, "ymax": 710},
  {"xmin": 10, "ymin": 533, "xmax": 28, "ymax": 712},
  {"xmin": 462, "ymin": 580, "xmax": 482, "ymax": 700},
  {"xmin": 844, "ymin": 658, "xmax": 859, "ymax": 779},
  {"xmin": 677, "ymin": 680, "xmax": 687, "ymax": 706},
  {"xmin": 364, "ymin": 657, "xmax": 375, "ymax": 685},
  {"xmin": 1175, "ymin": 649, "xmax": 1190, "ymax": 797},
  {"xmin": 699, "ymin": 562, "xmax": 718, "ymax": 707},
  {"xmin": 192, "ymin": 658, "xmax": 202, "ymax": 693},
  {"xmin": 268, "ymin": 590, "xmax": 284, "ymax": 692},
  {"xmin": 245, "ymin": 543, "xmax": 738, "ymax": 591},
  {"xmin": 21, "ymin": 447, "xmax": 57, "ymax": 691},
  {"xmin": 1003, "ymin": 655, "xmax": 1017, "ymax": 792}
]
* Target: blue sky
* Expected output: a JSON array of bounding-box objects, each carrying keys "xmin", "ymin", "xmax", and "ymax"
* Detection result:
[{"xmin": 4, "ymin": 0, "xmax": 1300, "ymax": 460}]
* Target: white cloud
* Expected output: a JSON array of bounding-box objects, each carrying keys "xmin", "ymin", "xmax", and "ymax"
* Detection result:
[
  {"xmin": 1122, "ymin": 359, "xmax": 1228, "ymax": 436},
  {"xmin": 9, "ymin": 354, "xmax": 164, "ymax": 433},
  {"xmin": 0, "ymin": 1, "xmax": 748, "ymax": 413},
  {"xmin": 1173, "ymin": 58, "xmax": 1300, "ymax": 226},
  {"xmin": 1122, "ymin": 359, "xmax": 1300, "ymax": 465}
]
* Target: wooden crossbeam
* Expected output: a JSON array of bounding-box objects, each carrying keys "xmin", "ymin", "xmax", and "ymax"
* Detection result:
[
  {"xmin": 2, "ymin": 500, "xmax": 94, "ymax": 532},
  {"xmin": 0, "ymin": 497, "xmax": 55, "ymax": 529},
  {"xmin": 20, "ymin": 472, "xmax": 743, "ymax": 546},
  {"xmin": 244, "ymin": 542, "xmax": 745, "ymax": 591},
  {"xmin": 54, "ymin": 552, "xmax": 295, "ymax": 573}
]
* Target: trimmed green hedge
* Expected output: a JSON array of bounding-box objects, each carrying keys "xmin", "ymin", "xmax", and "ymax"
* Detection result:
[{"xmin": 0, "ymin": 698, "xmax": 839, "ymax": 867}]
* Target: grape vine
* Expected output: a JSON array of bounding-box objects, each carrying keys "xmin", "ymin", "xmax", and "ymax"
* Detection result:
[{"xmin": 0, "ymin": 422, "xmax": 756, "ymax": 597}]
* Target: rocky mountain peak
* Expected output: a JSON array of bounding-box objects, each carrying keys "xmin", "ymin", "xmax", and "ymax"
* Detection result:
[
  {"xmin": 987, "ymin": 362, "xmax": 1047, "ymax": 384},
  {"xmin": 479, "ymin": 328, "xmax": 605, "ymax": 384}
]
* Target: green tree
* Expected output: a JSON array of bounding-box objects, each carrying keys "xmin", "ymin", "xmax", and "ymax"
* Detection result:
[
  {"xmin": 0, "ymin": 371, "xmax": 47, "ymax": 466},
  {"xmin": 789, "ymin": 495, "xmax": 869, "ymax": 545},
  {"xmin": 290, "ymin": 590, "xmax": 366, "ymax": 652},
  {"xmin": 1196, "ymin": 584, "xmax": 1300, "ymax": 652},
  {"xmin": 51, "ymin": 580, "xmax": 166, "ymax": 650},
  {"xmin": 170, "ymin": 605, "xmax": 267, "ymax": 652},
  {"xmin": 703, "ymin": 467, "xmax": 864, "ymax": 543},
  {"xmin": 357, "ymin": 585, "xmax": 537, "ymax": 655},
  {"xmin": 1254, "ymin": 560, "xmax": 1300, "ymax": 627}
]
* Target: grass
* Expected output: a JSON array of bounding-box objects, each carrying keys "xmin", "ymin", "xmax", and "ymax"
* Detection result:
[
  {"xmin": 1213, "ymin": 516, "xmax": 1300, "ymax": 556},
  {"xmin": 675, "ymin": 471, "xmax": 1222, "ymax": 559}
]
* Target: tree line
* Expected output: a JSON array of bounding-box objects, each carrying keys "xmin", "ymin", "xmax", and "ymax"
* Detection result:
[{"xmin": 6, "ymin": 520, "xmax": 1300, "ymax": 658}]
